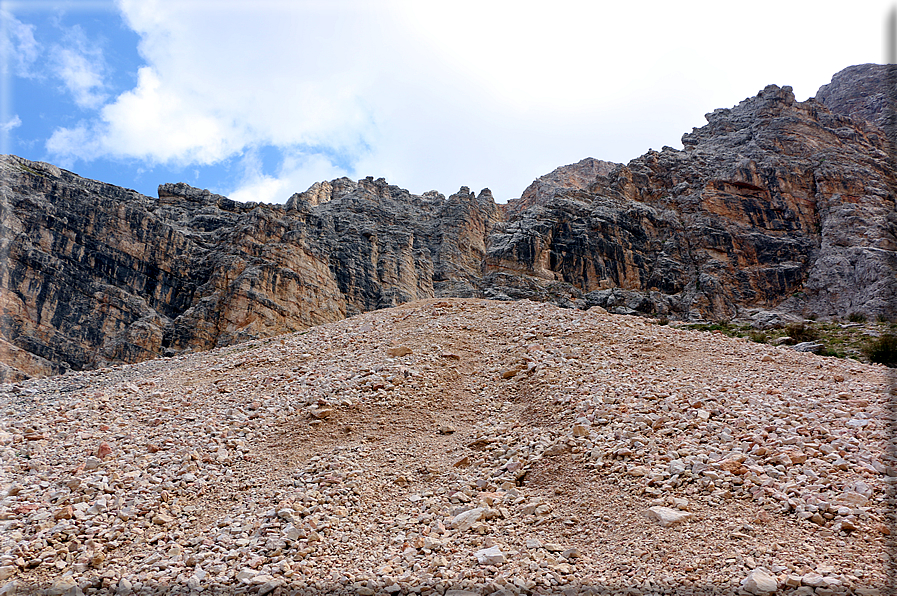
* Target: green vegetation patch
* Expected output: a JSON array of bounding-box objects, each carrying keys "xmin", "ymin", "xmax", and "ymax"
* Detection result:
[
  {"xmin": 863, "ymin": 333, "xmax": 897, "ymax": 367},
  {"xmin": 676, "ymin": 317, "xmax": 897, "ymax": 367}
]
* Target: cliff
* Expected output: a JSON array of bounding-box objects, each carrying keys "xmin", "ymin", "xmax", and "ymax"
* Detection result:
[
  {"xmin": 2, "ymin": 65, "xmax": 895, "ymax": 380},
  {"xmin": 814, "ymin": 63, "xmax": 895, "ymax": 136},
  {"xmin": 0, "ymin": 164, "xmax": 498, "ymax": 381},
  {"xmin": 485, "ymin": 82, "xmax": 897, "ymax": 320}
]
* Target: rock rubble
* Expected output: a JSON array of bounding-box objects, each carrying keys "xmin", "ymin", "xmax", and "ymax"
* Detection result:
[{"xmin": 0, "ymin": 298, "xmax": 892, "ymax": 594}]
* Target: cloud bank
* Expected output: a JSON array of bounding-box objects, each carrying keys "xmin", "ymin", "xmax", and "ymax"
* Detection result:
[{"xmin": 37, "ymin": 0, "xmax": 894, "ymax": 202}]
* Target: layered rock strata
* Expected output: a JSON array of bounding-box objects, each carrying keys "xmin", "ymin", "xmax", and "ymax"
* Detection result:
[
  {"xmin": 2, "ymin": 66, "xmax": 896, "ymax": 380},
  {"xmin": 488, "ymin": 83, "xmax": 897, "ymax": 320},
  {"xmin": 0, "ymin": 161, "xmax": 498, "ymax": 381}
]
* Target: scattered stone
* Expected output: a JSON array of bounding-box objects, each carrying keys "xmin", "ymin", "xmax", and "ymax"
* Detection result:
[
  {"xmin": 500, "ymin": 367, "xmax": 520, "ymax": 379},
  {"xmin": 53, "ymin": 505, "xmax": 73, "ymax": 520},
  {"xmin": 0, "ymin": 298, "xmax": 889, "ymax": 591},
  {"xmin": 97, "ymin": 441, "xmax": 112, "ymax": 458},
  {"xmin": 644, "ymin": 507, "xmax": 693, "ymax": 527},
  {"xmin": 46, "ymin": 576, "xmax": 82, "ymax": 596},
  {"xmin": 452, "ymin": 508, "xmax": 485, "ymax": 531},
  {"xmin": 474, "ymin": 545, "xmax": 505, "ymax": 565},
  {"xmin": 791, "ymin": 342, "xmax": 824, "ymax": 353},
  {"xmin": 741, "ymin": 568, "xmax": 779, "ymax": 594},
  {"xmin": 387, "ymin": 346, "xmax": 413, "ymax": 358},
  {"xmin": 308, "ymin": 407, "xmax": 333, "ymax": 419},
  {"xmin": 801, "ymin": 572, "xmax": 826, "ymax": 588}
]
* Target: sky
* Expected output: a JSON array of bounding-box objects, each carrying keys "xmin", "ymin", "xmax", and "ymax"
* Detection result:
[{"xmin": 1, "ymin": 1, "xmax": 894, "ymax": 204}]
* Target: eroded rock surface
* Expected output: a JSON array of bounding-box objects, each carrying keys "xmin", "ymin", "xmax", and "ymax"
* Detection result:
[
  {"xmin": 2, "ymin": 67, "xmax": 897, "ymax": 380},
  {"xmin": 0, "ymin": 162, "xmax": 498, "ymax": 381},
  {"xmin": 485, "ymin": 84, "xmax": 897, "ymax": 320},
  {"xmin": 815, "ymin": 63, "xmax": 895, "ymax": 135}
]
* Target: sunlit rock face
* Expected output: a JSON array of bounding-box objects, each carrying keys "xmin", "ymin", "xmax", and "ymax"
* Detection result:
[
  {"xmin": 485, "ymin": 83, "xmax": 896, "ymax": 320},
  {"xmin": 0, "ymin": 161, "xmax": 498, "ymax": 381},
  {"xmin": 2, "ymin": 68, "xmax": 896, "ymax": 380}
]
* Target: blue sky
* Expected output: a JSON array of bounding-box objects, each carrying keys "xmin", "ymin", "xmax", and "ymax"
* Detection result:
[{"xmin": 1, "ymin": 0, "xmax": 894, "ymax": 203}]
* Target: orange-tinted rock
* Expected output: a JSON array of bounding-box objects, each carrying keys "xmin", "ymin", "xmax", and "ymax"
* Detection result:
[
  {"xmin": 97, "ymin": 441, "xmax": 112, "ymax": 459},
  {"xmin": 2, "ymin": 67, "xmax": 895, "ymax": 381},
  {"xmin": 485, "ymin": 83, "xmax": 897, "ymax": 321}
]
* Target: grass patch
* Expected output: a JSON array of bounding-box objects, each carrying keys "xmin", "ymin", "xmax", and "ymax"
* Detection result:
[
  {"xmin": 863, "ymin": 334, "xmax": 897, "ymax": 367},
  {"xmin": 748, "ymin": 331, "xmax": 768, "ymax": 344},
  {"xmin": 16, "ymin": 164, "xmax": 45, "ymax": 178},
  {"xmin": 783, "ymin": 322, "xmax": 819, "ymax": 344},
  {"xmin": 681, "ymin": 317, "xmax": 894, "ymax": 366}
]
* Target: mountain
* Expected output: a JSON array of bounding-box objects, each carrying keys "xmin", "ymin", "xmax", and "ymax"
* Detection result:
[{"xmin": 1, "ymin": 64, "xmax": 895, "ymax": 381}]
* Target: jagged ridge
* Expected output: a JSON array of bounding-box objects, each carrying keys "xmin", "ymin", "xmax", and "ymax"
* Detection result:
[{"xmin": 1, "ymin": 65, "xmax": 896, "ymax": 381}]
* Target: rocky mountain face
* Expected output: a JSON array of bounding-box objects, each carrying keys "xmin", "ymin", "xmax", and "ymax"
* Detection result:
[
  {"xmin": 0, "ymin": 163, "xmax": 497, "ymax": 381},
  {"xmin": 489, "ymin": 80, "xmax": 897, "ymax": 321},
  {"xmin": 815, "ymin": 63, "xmax": 895, "ymax": 136},
  {"xmin": 2, "ymin": 65, "xmax": 896, "ymax": 381}
]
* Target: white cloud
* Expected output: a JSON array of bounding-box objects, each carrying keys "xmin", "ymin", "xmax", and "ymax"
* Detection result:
[
  {"xmin": 0, "ymin": 9, "xmax": 40, "ymax": 78},
  {"xmin": 43, "ymin": 0, "xmax": 896, "ymax": 202},
  {"xmin": 1, "ymin": 115, "xmax": 22, "ymax": 133},
  {"xmin": 48, "ymin": 0, "xmax": 378, "ymax": 172},
  {"xmin": 51, "ymin": 25, "xmax": 108, "ymax": 109},
  {"xmin": 228, "ymin": 149, "xmax": 351, "ymax": 204}
]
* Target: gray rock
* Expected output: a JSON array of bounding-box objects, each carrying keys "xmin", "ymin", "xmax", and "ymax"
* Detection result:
[
  {"xmin": 742, "ymin": 568, "xmax": 778, "ymax": 594},
  {"xmin": 791, "ymin": 342, "xmax": 824, "ymax": 353}
]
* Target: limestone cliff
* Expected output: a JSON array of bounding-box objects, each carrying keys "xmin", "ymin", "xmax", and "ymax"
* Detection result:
[
  {"xmin": 815, "ymin": 63, "xmax": 895, "ymax": 136},
  {"xmin": 485, "ymin": 83, "xmax": 897, "ymax": 320},
  {"xmin": 2, "ymin": 65, "xmax": 896, "ymax": 381},
  {"xmin": 0, "ymin": 162, "xmax": 499, "ymax": 381}
]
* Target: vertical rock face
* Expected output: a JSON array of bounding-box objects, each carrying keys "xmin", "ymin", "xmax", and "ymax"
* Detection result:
[
  {"xmin": 814, "ymin": 63, "xmax": 895, "ymax": 134},
  {"xmin": 2, "ymin": 65, "xmax": 896, "ymax": 380},
  {"xmin": 484, "ymin": 84, "xmax": 897, "ymax": 320},
  {"xmin": 0, "ymin": 160, "xmax": 499, "ymax": 381}
]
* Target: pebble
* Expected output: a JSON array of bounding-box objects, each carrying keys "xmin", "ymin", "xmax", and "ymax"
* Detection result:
[
  {"xmin": 644, "ymin": 506, "xmax": 693, "ymax": 527},
  {"xmin": 0, "ymin": 298, "xmax": 890, "ymax": 592}
]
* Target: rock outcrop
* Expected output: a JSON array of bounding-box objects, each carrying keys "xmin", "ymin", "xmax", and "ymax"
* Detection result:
[
  {"xmin": 0, "ymin": 162, "xmax": 498, "ymax": 381},
  {"xmin": 503, "ymin": 157, "xmax": 619, "ymax": 217},
  {"xmin": 485, "ymin": 83, "xmax": 897, "ymax": 320},
  {"xmin": 814, "ymin": 63, "xmax": 895, "ymax": 136},
  {"xmin": 2, "ymin": 65, "xmax": 896, "ymax": 380}
]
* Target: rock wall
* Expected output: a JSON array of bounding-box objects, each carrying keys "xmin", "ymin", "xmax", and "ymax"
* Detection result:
[
  {"xmin": 2, "ymin": 65, "xmax": 896, "ymax": 380},
  {"xmin": 0, "ymin": 163, "xmax": 499, "ymax": 381},
  {"xmin": 814, "ymin": 63, "xmax": 895, "ymax": 136},
  {"xmin": 485, "ymin": 83, "xmax": 897, "ymax": 320}
]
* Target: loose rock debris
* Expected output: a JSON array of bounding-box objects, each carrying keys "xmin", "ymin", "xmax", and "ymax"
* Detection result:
[{"xmin": 0, "ymin": 299, "xmax": 893, "ymax": 594}]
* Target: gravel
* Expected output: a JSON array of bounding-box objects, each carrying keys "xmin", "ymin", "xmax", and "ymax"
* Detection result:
[{"xmin": 0, "ymin": 298, "xmax": 892, "ymax": 594}]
